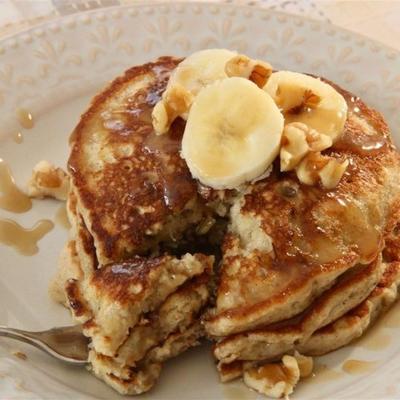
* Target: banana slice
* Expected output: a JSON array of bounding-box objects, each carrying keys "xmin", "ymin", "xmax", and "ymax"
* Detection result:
[
  {"xmin": 181, "ymin": 77, "xmax": 284, "ymax": 189},
  {"xmin": 169, "ymin": 48, "xmax": 237, "ymax": 96},
  {"xmin": 153, "ymin": 49, "xmax": 236, "ymax": 134},
  {"xmin": 264, "ymin": 71, "xmax": 348, "ymax": 141}
]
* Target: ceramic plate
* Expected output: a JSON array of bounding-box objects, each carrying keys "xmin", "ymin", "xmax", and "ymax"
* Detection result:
[{"xmin": 1, "ymin": 2, "xmax": 400, "ymax": 399}]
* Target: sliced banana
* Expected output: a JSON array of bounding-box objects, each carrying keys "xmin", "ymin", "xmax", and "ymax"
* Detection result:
[
  {"xmin": 152, "ymin": 49, "xmax": 236, "ymax": 134},
  {"xmin": 264, "ymin": 71, "xmax": 348, "ymax": 141},
  {"xmin": 169, "ymin": 49, "xmax": 237, "ymax": 96},
  {"xmin": 181, "ymin": 77, "xmax": 284, "ymax": 189}
]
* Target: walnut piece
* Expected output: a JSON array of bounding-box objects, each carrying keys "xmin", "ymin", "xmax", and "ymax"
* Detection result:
[
  {"xmin": 293, "ymin": 351, "xmax": 313, "ymax": 378},
  {"xmin": 27, "ymin": 160, "xmax": 69, "ymax": 201},
  {"xmin": 243, "ymin": 353, "xmax": 313, "ymax": 398},
  {"xmin": 296, "ymin": 152, "xmax": 348, "ymax": 189},
  {"xmin": 280, "ymin": 122, "xmax": 332, "ymax": 171},
  {"xmin": 152, "ymin": 84, "xmax": 194, "ymax": 135},
  {"xmin": 225, "ymin": 54, "xmax": 272, "ymax": 88}
]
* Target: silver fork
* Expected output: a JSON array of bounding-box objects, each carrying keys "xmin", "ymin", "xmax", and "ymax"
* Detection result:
[{"xmin": 0, "ymin": 325, "xmax": 89, "ymax": 365}]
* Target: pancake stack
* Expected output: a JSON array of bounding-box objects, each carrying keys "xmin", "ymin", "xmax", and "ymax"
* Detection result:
[
  {"xmin": 51, "ymin": 54, "xmax": 400, "ymax": 396},
  {"xmin": 203, "ymin": 90, "xmax": 400, "ymax": 385},
  {"xmin": 52, "ymin": 58, "xmax": 216, "ymax": 394}
]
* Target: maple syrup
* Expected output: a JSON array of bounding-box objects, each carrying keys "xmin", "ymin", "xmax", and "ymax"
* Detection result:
[
  {"xmin": 15, "ymin": 108, "xmax": 34, "ymax": 129},
  {"xmin": 0, "ymin": 159, "xmax": 32, "ymax": 213},
  {"xmin": 251, "ymin": 363, "xmax": 290, "ymax": 384},
  {"xmin": 13, "ymin": 132, "xmax": 23, "ymax": 144},
  {"xmin": 310, "ymin": 363, "xmax": 344, "ymax": 383},
  {"xmin": 342, "ymin": 359, "xmax": 377, "ymax": 375},
  {"xmin": 0, "ymin": 219, "xmax": 54, "ymax": 255},
  {"xmin": 356, "ymin": 317, "xmax": 392, "ymax": 351}
]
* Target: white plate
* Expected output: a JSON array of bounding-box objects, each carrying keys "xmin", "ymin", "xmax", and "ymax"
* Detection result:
[{"xmin": 1, "ymin": 2, "xmax": 400, "ymax": 399}]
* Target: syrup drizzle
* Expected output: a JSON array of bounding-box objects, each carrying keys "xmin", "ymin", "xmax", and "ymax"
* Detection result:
[
  {"xmin": 13, "ymin": 132, "xmax": 23, "ymax": 144},
  {"xmin": 0, "ymin": 159, "xmax": 32, "ymax": 213},
  {"xmin": 0, "ymin": 219, "xmax": 54, "ymax": 255},
  {"xmin": 342, "ymin": 359, "xmax": 377, "ymax": 375},
  {"xmin": 16, "ymin": 108, "xmax": 34, "ymax": 129},
  {"xmin": 310, "ymin": 363, "xmax": 344, "ymax": 383},
  {"xmin": 358, "ymin": 331, "xmax": 391, "ymax": 351}
]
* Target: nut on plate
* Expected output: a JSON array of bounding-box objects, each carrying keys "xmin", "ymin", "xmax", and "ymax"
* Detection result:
[
  {"xmin": 27, "ymin": 160, "xmax": 69, "ymax": 200},
  {"xmin": 243, "ymin": 352, "xmax": 313, "ymax": 398}
]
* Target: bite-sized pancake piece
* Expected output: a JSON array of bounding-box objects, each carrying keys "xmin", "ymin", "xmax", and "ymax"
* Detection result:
[
  {"xmin": 205, "ymin": 94, "xmax": 400, "ymax": 338},
  {"xmin": 114, "ymin": 273, "xmax": 210, "ymax": 366},
  {"xmin": 89, "ymin": 322, "xmax": 203, "ymax": 395},
  {"xmin": 67, "ymin": 253, "xmax": 213, "ymax": 356}
]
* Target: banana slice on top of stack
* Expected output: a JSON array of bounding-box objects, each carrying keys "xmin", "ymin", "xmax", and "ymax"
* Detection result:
[
  {"xmin": 152, "ymin": 49, "xmax": 349, "ymax": 190},
  {"xmin": 182, "ymin": 77, "xmax": 283, "ymax": 190},
  {"xmin": 153, "ymin": 49, "xmax": 237, "ymax": 135},
  {"xmin": 264, "ymin": 71, "xmax": 348, "ymax": 142}
]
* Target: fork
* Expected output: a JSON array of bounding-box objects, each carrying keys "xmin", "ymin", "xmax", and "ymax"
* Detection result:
[{"xmin": 0, "ymin": 324, "xmax": 89, "ymax": 365}]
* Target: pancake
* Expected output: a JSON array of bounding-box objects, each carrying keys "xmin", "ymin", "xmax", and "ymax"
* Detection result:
[
  {"xmin": 213, "ymin": 255, "xmax": 384, "ymax": 366},
  {"xmin": 66, "ymin": 253, "xmax": 213, "ymax": 355},
  {"xmin": 89, "ymin": 322, "xmax": 203, "ymax": 395},
  {"xmin": 52, "ymin": 54, "xmax": 400, "ymax": 396},
  {"xmin": 205, "ymin": 81, "xmax": 400, "ymax": 381},
  {"xmin": 68, "ymin": 57, "xmax": 219, "ymax": 265},
  {"xmin": 206, "ymin": 112, "xmax": 400, "ymax": 336},
  {"xmin": 218, "ymin": 260, "xmax": 400, "ymax": 382}
]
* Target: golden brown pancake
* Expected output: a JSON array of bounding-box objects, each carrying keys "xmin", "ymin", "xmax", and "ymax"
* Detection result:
[
  {"xmin": 218, "ymin": 260, "xmax": 400, "ymax": 382},
  {"xmin": 53, "ymin": 56, "xmax": 400, "ymax": 395},
  {"xmin": 68, "ymin": 57, "xmax": 217, "ymax": 265}
]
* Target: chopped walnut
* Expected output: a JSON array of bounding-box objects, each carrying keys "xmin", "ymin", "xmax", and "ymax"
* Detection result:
[
  {"xmin": 319, "ymin": 157, "xmax": 349, "ymax": 189},
  {"xmin": 152, "ymin": 84, "xmax": 194, "ymax": 135},
  {"xmin": 244, "ymin": 356, "xmax": 299, "ymax": 398},
  {"xmin": 243, "ymin": 353, "xmax": 313, "ymax": 398},
  {"xmin": 296, "ymin": 152, "xmax": 348, "ymax": 189},
  {"xmin": 225, "ymin": 54, "xmax": 272, "ymax": 88},
  {"xmin": 27, "ymin": 160, "xmax": 69, "ymax": 201},
  {"xmin": 280, "ymin": 122, "xmax": 332, "ymax": 171},
  {"xmin": 293, "ymin": 351, "xmax": 313, "ymax": 378}
]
